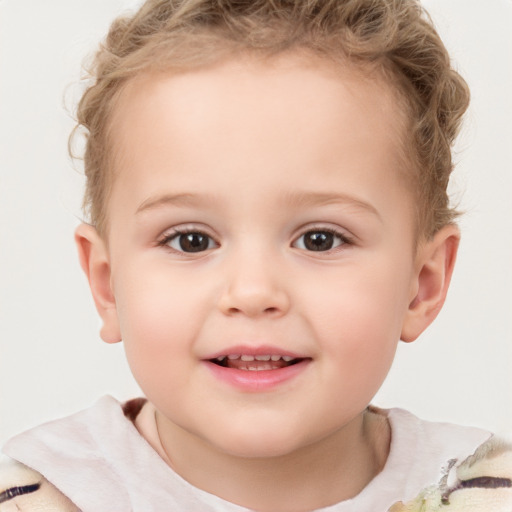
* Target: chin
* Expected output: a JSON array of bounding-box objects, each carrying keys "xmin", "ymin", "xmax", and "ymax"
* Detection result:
[
  {"xmin": 217, "ymin": 439, "xmax": 305, "ymax": 460},
  {"xmin": 203, "ymin": 419, "xmax": 322, "ymax": 460}
]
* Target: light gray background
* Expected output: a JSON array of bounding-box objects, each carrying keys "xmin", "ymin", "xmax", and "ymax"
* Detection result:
[{"xmin": 1, "ymin": 0, "xmax": 511, "ymax": 445}]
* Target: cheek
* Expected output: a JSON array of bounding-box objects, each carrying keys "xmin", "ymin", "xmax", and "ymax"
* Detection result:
[
  {"xmin": 112, "ymin": 264, "xmax": 206, "ymax": 382},
  {"xmin": 308, "ymin": 258, "xmax": 412, "ymax": 381},
  {"xmin": 320, "ymin": 297, "xmax": 399, "ymax": 376},
  {"xmin": 114, "ymin": 260, "xmax": 203, "ymax": 337}
]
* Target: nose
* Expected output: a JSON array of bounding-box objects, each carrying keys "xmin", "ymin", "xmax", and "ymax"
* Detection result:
[{"xmin": 217, "ymin": 248, "xmax": 290, "ymax": 318}]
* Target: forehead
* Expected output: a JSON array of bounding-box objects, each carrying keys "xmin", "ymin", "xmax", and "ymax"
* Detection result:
[
  {"xmin": 106, "ymin": 52, "xmax": 411, "ymax": 223},
  {"xmin": 116, "ymin": 53, "xmax": 406, "ymax": 132}
]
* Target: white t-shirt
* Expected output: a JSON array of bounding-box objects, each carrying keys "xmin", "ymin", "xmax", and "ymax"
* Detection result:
[{"xmin": 2, "ymin": 396, "xmax": 490, "ymax": 512}]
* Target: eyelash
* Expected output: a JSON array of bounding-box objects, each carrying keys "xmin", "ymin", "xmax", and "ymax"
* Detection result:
[
  {"xmin": 157, "ymin": 226, "xmax": 353, "ymax": 254},
  {"xmin": 157, "ymin": 228, "xmax": 218, "ymax": 253},
  {"xmin": 292, "ymin": 226, "xmax": 352, "ymax": 253}
]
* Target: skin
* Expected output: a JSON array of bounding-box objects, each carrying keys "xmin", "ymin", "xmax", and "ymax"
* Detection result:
[{"xmin": 76, "ymin": 53, "xmax": 459, "ymax": 511}]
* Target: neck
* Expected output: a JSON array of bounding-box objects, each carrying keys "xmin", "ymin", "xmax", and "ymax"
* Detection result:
[{"xmin": 155, "ymin": 409, "xmax": 390, "ymax": 512}]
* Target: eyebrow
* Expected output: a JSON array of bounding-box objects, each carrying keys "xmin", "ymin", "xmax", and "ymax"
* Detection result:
[
  {"xmin": 136, "ymin": 193, "xmax": 210, "ymax": 214},
  {"xmin": 283, "ymin": 191, "xmax": 381, "ymax": 220},
  {"xmin": 136, "ymin": 190, "xmax": 381, "ymax": 219}
]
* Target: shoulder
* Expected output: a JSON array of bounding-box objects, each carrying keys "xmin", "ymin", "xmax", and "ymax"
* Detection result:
[
  {"xmin": 367, "ymin": 406, "xmax": 493, "ymax": 503},
  {"xmin": 0, "ymin": 455, "xmax": 80, "ymax": 511},
  {"xmin": 382, "ymin": 406, "xmax": 491, "ymax": 463},
  {"xmin": 1, "ymin": 396, "xmax": 148, "ymax": 511}
]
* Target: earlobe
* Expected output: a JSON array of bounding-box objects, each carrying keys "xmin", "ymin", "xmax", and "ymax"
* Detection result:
[
  {"xmin": 75, "ymin": 223, "xmax": 122, "ymax": 344},
  {"xmin": 401, "ymin": 225, "xmax": 460, "ymax": 343}
]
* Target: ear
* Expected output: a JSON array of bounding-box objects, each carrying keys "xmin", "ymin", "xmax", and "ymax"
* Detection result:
[
  {"xmin": 75, "ymin": 223, "xmax": 121, "ymax": 344},
  {"xmin": 401, "ymin": 225, "xmax": 460, "ymax": 343}
]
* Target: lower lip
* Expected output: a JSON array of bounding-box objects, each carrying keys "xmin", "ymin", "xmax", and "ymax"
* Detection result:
[{"xmin": 203, "ymin": 359, "xmax": 310, "ymax": 392}]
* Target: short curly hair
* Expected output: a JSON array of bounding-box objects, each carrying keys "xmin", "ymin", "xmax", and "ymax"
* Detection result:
[{"xmin": 72, "ymin": 0, "xmax": 469, "ymax": 239}]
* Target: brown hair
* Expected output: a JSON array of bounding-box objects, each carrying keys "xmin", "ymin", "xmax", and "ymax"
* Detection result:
[{"xmin": 73, "ymin": 0, "xmax": 469, "ymax": 238}]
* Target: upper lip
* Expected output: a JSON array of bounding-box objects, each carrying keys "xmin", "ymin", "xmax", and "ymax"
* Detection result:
[{"xmin": 203, "ymin": 345, "xmax": 309, "ymax": 361}]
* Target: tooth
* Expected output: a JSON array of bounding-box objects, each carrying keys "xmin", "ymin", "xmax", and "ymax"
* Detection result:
[
  {"xmin": 255, "ymin": 355, "xmax": 271, "ymax": 361},
  {"xmin": 241, "ymin": 355, "xmax": 255, "ymax": 361},
  {"xmin": 216, "ymin": 356, "xmax": 225, "ymax": 361},
  {"xmin": 282, "ymin": 356, "xmax": 294, "ymax": 362},
  {"xmin": 227, "ymin": 354, "xmax": 240, "ymax": 360},
  {"xmin": 271, "ymin": 355, "xmax": 281, "ymax": 361},
  {"xmin": 247, "ymin": 365, "xmax": 259, "ymax": 370}
]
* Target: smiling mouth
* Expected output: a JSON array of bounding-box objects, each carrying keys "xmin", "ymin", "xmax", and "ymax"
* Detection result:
[{"xmin": 210, "ymin": 354, "xmax": 306, "ymax": 371}]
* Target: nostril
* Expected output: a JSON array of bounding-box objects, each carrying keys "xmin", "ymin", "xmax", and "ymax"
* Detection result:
[
  {"xmin": 218, "ymin": 286, "xmax": 290, "ymax": 318},
  {"xmin": 225, "ymin": 305, "xmax": 282, "ymax": 316}
]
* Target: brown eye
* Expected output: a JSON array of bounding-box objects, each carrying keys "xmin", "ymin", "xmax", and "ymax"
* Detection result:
[
  {"xmin": 294, "ymin": 230, "xmax": 346, "ymax": 252},
  {"xmin": 167, "ymin": 232, "xmax": 215, "ymax": 253}
]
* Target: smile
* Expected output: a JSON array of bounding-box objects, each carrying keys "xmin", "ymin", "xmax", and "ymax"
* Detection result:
[
  {"xmin": 212, "ymin": 354, "xmax": 301, "ymax": 371},
  {"xmin": 204, "ymin": 350, "xmax": 311, "ymax": 391}
]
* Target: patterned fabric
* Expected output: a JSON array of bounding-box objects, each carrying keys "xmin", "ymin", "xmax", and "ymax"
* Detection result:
[
  {"xmin": 0, "ymin": 456, "xmax": 79, "ymax": 511},
  {"xmin": 388, "ymin": 435, "xmax": 512, "ymax": 511}
]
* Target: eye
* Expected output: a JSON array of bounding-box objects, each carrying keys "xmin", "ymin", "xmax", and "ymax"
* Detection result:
[
  {"xmin": 293, "ymin": 229, "xmax": 348, "ymax": 252},
  {"xmin": 161, "ymin": 230, "xmax": 217, "ymax": 253}
]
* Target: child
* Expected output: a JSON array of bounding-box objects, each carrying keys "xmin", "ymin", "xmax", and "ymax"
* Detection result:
[{"xmin": 1, "ymin": 0, "xmax": 510, "ymax": 510}]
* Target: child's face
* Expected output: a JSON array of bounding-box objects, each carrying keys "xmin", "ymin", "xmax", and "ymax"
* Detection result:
[{"xmin": 87, "ymin": 54, "xmax": 426, "ymax": 457}]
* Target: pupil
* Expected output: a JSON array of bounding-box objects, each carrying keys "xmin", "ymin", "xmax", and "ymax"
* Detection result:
[
  {"xmin": 305, "ymin": 232, "xmax": 333, "ymax": 251},
  {"xmin": 180, "ymin": 233, "xmax": 209, "ymax": 252}
]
